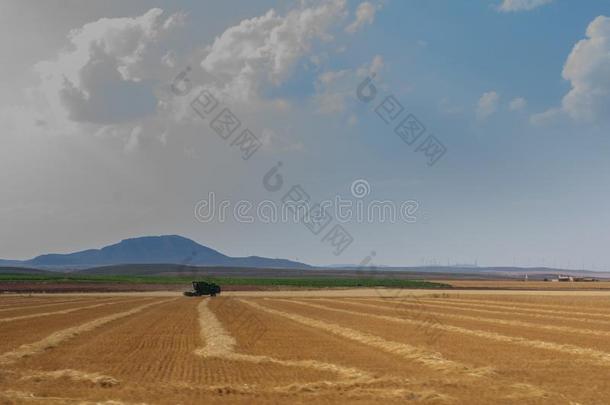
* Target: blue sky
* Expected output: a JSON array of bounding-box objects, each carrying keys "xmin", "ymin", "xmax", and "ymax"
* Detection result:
[{"xmin": 1, "ymin": 0, "xmax": 609, "ymax": 269}]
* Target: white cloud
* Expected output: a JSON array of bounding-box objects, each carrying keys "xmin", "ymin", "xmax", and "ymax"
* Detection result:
[
  {"xmin": 161, "ymin": 51, "xmax": 177, "ymax": 68},
  {"xmin": 529, "ymin": 107, "xmax": 561, "ymax": 126},
  {"xmin": 35, "ymin": 8, "xmax": 186, "ymax": 125},
  {"xmin": 0, "ymin": 2, "xmax": 387, "ymax": 261},
  {"xmin": 315, "ymin": 91, "xmax": 348, "ymax": 114},
  {"xmin": 200, "ymin": 0, "xmax": 348, "ymax": 102},
  {"xmin": 314, "ymin": 68, "xmax": 350, "ymax": 113},
  {"xmin": 369, "ymin": 54, "xmax": 384, "ymax": 75},
  {"xmin": 561, "ymin": 16, "xmax": 610, "ymax": 123},
  {"xmin": 497, "ymin": 0, "xmax": 553, "ymax": 12},
  {"xmin": 509, "ymin": 97, "xmax": 527, "ymax": 111},
  {"xmin": 318, "ymin": 69, "xmax": 350, "ymax": 85},
  {"xmin": 314, "ymin": 55, "xmax": 383, "ymax": 114},
  {"xmin": 532, "ymin": 16, "xmax": 610, "ymax": 125},
  {"xmin": 346, "ymin": 2, "xmax": 377, "ymax": 34},
  {"xmin": 124, "ymin": 125, "xmax": 143, "ymax": 153},
  {"xmin": 439, "ymin": 97, "xmax": 463, "ymax": 115},
  {"xmin": 260, "ymin": 128, "xmax": 304, "ymax": 152},
  {"xmin": 13, "ymin": 1, "xmax": 378, "ymax": 154},
  {"xmin": 476, "ymin": 91, "xmax": 500, "ymax": 121}
]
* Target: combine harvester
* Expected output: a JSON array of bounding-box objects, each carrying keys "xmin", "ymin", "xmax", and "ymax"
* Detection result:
[{"xmin": 183, "ymin": 281, "xmax": 221, "ymax": 297}]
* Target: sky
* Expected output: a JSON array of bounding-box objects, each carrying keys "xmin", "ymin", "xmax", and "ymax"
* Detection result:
[{"xmin": 1, "ymin": 0, "xmax": 609, "ymax": 269}]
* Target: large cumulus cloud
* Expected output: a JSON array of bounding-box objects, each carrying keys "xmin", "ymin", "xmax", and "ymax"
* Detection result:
[
  {"xmin": 200, "ymin": 0, "xmax": 348, "ymax": 102},
  {"xmin": 561, "ymin": 16, "xmax": 610, "ymax": 123},
  {"xmin": 532, "ymin": 16, "xmax": 610, "ymax": 125},
  {"xmin": 36, "ymin": 8, "xmax": 185, "ymax": 125}
]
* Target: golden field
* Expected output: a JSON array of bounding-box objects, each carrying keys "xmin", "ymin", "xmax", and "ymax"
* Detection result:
[
  {"xmin": 438, "ymin": 280, "xmax": 610, "ymax": 290},
  {"xmin": 1, "ymin": 289, "xmax": 610, "ymax": 404}
]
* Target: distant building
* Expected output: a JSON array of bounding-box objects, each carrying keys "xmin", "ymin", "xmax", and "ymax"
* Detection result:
[
  {"xmin": 573, "ymin": 277, "xmax": 599, "ymax": 282},
  {"xmin": 544, "ymin": 275, "xmax": 599, "ymax": 282}
]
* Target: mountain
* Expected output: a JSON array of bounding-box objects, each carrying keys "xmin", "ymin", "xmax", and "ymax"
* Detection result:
[{"xmin": 2, "ymin": 235, "xmax": 310, "ymax": 270}]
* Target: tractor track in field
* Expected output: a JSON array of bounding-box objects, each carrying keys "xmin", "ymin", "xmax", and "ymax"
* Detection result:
[
  {"xmin": 0, "ymin": 298, "xmax": 174, "ymax": 366},
  {"xmin": 19, "ymin": 369, "xmax": 120, "ymax": 388},
  {"xmin": 3, "ymin": 292, "xmax": 610, "ymax": 403},
  {"xmin": 321, "ymin": 298, "xmax": 610, "ymax": 338},
  {"xmin": 391, "ymin": 297, "xmax": 610, "ymax": 327},
  {"xmin": 0, "ymin": 389, "xmax": 144, "ymax": 405},
  {"xmin": 243, "ymin": 300, "xmax": 493, "ymax": 377},
  {"xmin": 243, "ymin": 299, "xmax": 569, "ymax": 402},
  {"xmin": 282, "ymin": 298, "xmax": 610, "ymax": 367},
  {"xmin": 423, "ymin": 297, "xmax": 610, "ymax": 319},
  {"xmin": 0, "ymin": 297, "xmax": 108, "ymax": 313},
  {"xmin": 196, "ymin": 298, "xmax": 453, "ymax": 401},
  {"xmin": 0, "ymin": 297, "xmax": 148, "ymax": 323}
]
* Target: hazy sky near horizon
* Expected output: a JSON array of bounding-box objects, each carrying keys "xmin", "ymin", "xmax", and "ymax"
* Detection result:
[{"xmin": 1, "ymin": 0, "xmax": 610, "ymax": 269}]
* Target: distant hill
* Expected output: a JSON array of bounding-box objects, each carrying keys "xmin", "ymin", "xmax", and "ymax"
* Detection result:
[
  {"xmin": 0, "ymin": 260, "xmax": 23, "ymax": 267},
  {"xmin": 0, "ymin": 266, "xmax": 53, "ymax": 275},
  {"xmin": 0, "ymin": 235, "xmax": 310, "ymax": 270},
  {"xmin": 3, "ymin": 236, "xmax": 608, "ymax": 278},
  {"xmin": 329, "ymin": 265, "xmax": 610, "ymax": 278}
]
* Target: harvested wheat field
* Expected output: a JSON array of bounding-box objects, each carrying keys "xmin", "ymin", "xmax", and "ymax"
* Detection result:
[
  {"xmin": 437, "ymin": 280, "xmax": 610, "ymax": 290},
  {"xmin": 1, "ymin": 290, "xmax": 610, "ymax": 404}
]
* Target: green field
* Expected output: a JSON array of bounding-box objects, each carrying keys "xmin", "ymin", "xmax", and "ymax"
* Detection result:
[{"xmin": 0, "ymin": 273, "xmax": 450, "ymax": 289}]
